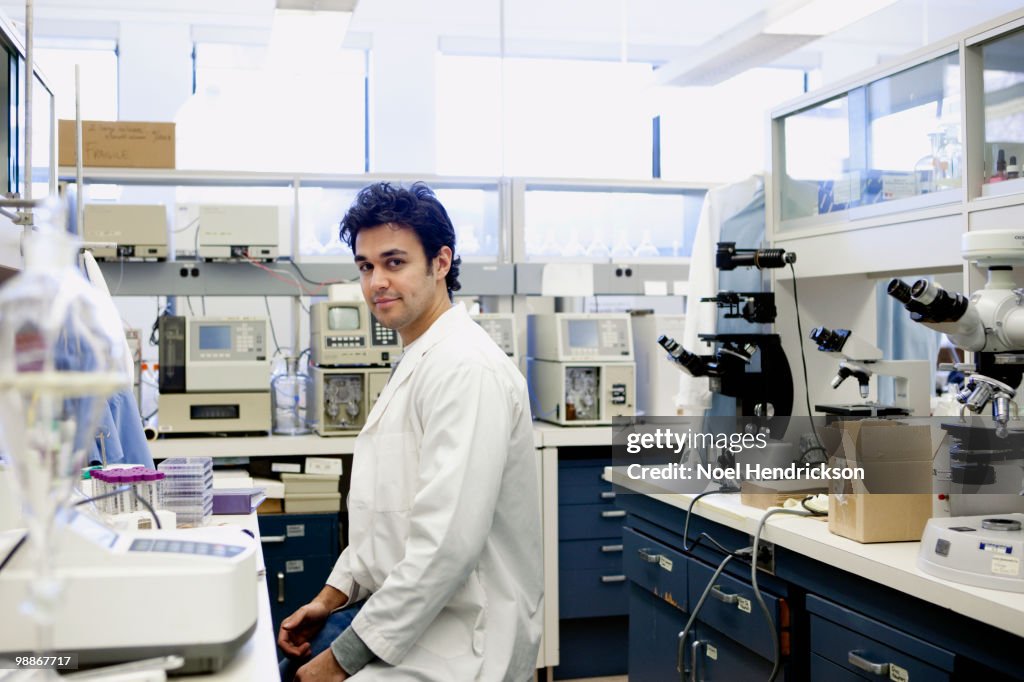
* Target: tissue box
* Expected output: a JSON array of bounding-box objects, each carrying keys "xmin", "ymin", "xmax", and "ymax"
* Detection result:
[{"xmin": 823, "ymin": 419, "xmax": 934, "ymax": 543}]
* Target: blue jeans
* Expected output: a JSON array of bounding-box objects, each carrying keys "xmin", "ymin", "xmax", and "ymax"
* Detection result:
[{"xmin": 279, "ymin": 602, "xmax": 364, "ymax": 681}]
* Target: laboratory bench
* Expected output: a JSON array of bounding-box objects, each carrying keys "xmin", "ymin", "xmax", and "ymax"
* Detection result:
[{"xmin": 608, "ymin": 467, "xmax": 1024, "ymax": 680}]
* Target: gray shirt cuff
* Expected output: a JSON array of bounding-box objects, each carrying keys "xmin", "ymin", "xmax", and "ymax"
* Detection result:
[{"xmin": 330, "ymin": 626, "xmax": 377, "ymax": 676}]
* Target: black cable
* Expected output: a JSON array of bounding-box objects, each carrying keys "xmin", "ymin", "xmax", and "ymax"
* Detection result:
[
  {"xmin": 285, "ymin": 258, "xmax": 357, "ymax": 288},
  {"xmin": 789, "ymin": 261, "xmax": 826, "ymax": 459},
  {"xmin": 682, "ymin": 488, "xmax": 742, "ymax": 556},
  {"xmin": 0, "ymin": 532, "xmax": 27, "ymax": 574}
]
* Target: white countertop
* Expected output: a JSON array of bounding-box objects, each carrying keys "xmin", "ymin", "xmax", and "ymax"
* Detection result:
[{"xmin": 608, "ymin": 466, "xmax": 1024, "ymax": 640}]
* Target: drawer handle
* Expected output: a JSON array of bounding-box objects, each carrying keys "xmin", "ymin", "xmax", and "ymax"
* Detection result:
[
  {"xmin": 276, "ymin": 571, "xmax": 286, "ymax": 604},
  {"xmin": 600, "ymin": 574, "xmax": 626, "ymax": 583},
  {"xmin": 710, "ymin": 585, "xmax": 739, "ymax": 605},
  {"xmin": 600, "ymin": 491, "xmax": 617, "ymax": 500},
  {"xmin": 848, "ymin": 651, "xmax": 890, "ymax": 676},
  {"xmin": 261, "ymin": 535, "xmax": 286, "ymax": 544},
  {"xmin": 601, "ymin": 510, "xmax": 626, "ymax": 518},
  {"xmin": 601, "ymin": 544, "xmax": 623, "ymax": 553},
  {"xmin": 638, "ymin": 547, "xmax": 662, "ymax": 563}
]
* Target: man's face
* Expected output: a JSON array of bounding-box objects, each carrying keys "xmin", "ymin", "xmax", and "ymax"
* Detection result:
[{"xmin": 354, "ymin": 223, "xmax": 451, "ymax": 344}]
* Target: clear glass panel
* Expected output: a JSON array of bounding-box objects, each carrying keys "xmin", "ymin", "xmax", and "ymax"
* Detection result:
[
  {"xmin": 863, "ymin": 52, "xmax": 961, "ymax": 201},
  {"xmin": 522, "ymin": 186, "xmax": 705, "ymax": 262},
  {"xmin": 780, "ymin": 95, "xmax": 850, "ymax": 222},
  {"xmin": 982, "ymin": 26, "xmax": 1024, "ymax": 193},
  {"xmin": 296, "ymin": 184, "xmax": 500, "ymax": 262}
]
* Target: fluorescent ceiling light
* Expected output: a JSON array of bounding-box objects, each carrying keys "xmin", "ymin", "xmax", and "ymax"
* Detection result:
[{"xmin": 764, "ymin": 0, "xmax": 900, "ymax": 36}]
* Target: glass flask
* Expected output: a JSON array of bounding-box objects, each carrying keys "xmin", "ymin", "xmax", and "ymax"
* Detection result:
[
  {"xmin": 271, "ymin": 356, "xmax": 311, "ymax": 435},
  {"xmin": 0, "ymin": 198, "xmax": 128, "ymax": 668}
]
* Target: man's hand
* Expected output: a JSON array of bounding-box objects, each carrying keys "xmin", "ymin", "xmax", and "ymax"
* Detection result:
[
  {"xmin": 277, "ymin": 601, "xmax": 332, "ymax": 658},
  {"xmin": 295, "ymin": 649, "xmax": 349, "ymax": 681}
]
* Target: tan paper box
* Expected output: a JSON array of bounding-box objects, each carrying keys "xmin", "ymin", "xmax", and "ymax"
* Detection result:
[
  {"xmin": 59, "ymin": 120, "xmax": 175, "ymax": 168},
  {"xmin": 823, "ymin": 419, "xmax": 935, "ymax": 543}
]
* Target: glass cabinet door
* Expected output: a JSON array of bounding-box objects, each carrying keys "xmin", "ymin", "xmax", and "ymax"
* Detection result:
[
  {"xmin": 863, "ymin": 52, "xmax": 961, "ymax": 203},
  {"xmin": 780, "ymin": 95, "xmax": 850, "ymax": 223},
  {"xmin": 776, "ymin": 51, "xmax": 961, "ymax": 228},
  {"xmin": 981, "ymin": 25, "xmax": 1024, "ymax": 195},
  {"xmin": 521, "ymin": 183, "xmax": 706, "ymax": 262}
]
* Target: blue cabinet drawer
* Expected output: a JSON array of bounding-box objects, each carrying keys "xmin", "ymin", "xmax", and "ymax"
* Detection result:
[
  {"xmin": 808, "ymin": 595, "xmax": 954, "ymax": 681},
  {"xmin": 559, "ymin": 483, "xmax": 617, "ymax": 506},
  {"xmin": 810, "ymin": 653, "xmax": 862, "ymax": 681},
  {"xmin": 693, "ymin": 622, "xmax": 782, "ymax": 681},
  {"xmin": 559, "ymin": 567, "xmax": 629, "ymax": 618},
  {"xmin": 559, "ymin": 537, "xmax": 625, "ymax": 571},
  {"xmin": 558, "ymin": 462, "xmax": 608, "ymax": 489},
  {"xmin": 688, "ymin": 557, "xmax": 782, "ymax": 662},
  {"xmin": 623, "ymin": 526, "xmax": 688, "ymax": 611},
  {"xmin": 559, "ymin": 503, "xmax": 626, "ymax": 540},
  {"xmin": 628, "ymin": 582, "xmax": 689, "ymax": 682},
  {"xmin": 265, "ymin": 553, "xmax": 337, "ymax": 633},
  {"xmin": 258, "ymin": 513, "xmax": 339, "ymax": 560}
]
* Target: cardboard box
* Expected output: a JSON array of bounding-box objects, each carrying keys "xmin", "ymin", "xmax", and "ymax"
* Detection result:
[
  {"xmin": 823, "ymin": 419, "xmax": 934, "ymax": 543},
  {"xmin": 59, "ymin": 119, "xmax": 175, "ymax": 168}
]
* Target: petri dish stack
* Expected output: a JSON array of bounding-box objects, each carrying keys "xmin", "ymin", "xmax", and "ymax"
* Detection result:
[{"xmin": 157, "ymin": 457, "xmax": 213, "ymax": 527}]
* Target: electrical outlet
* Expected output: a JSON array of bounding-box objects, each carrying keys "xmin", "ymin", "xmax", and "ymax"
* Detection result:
[{"xmin": 752, "ymin": 538, "xmax": 775, "ymax": 574}]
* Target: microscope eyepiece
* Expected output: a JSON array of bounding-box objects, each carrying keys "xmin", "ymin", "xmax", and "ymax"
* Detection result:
[
  {"xmin": 908, "ymin": 280, "xmax": 970, "ymax": 323},
  {"xmin": 658, "ymin": 335, "xmax": 708, "ymax": 377},
  {"xmin": 716, "ymin": 242, "xmax": 796, "ymax": 271},
  {"xmin": 809, "ymin": 326, "xmax": 850, "ymax": 353},
  {"xmin": 887, "ymin": 278, "xmax": 913, "ymax": 304}
]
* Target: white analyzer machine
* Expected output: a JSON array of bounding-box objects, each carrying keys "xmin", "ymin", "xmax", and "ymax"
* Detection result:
[
  {"xmin": 83, "ymin": 204, "xmax": 169, "ymax": 260},
  {"xmin": 310, "ymin": 300, "xmax": 401, "ymax": 367},
  {"xmin": 196, "ymin": 205, "xmax": 279, "ymax": 261},
  {"xmin": 158, "ymin": 316, "xmax": 271, "ymax": 435},
  {"xmin": 527, "ymin": 313, "xmax": 636, "ymax": 426},
  {"xmin": 0, "ymin": 507, "xmax": 259, "ymax": 673}
]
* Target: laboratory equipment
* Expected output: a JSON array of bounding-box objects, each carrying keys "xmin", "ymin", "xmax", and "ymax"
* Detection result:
[
  {"xmin": 310, "ymin": 300, "xmax": 400, "ymax": 367},
  {"xmin": 158, "ymin": 457, "xmax": 214, "ymax": 527},
  {"xmin": 887, "ymin": 229, "xmax": 1024, "ymax": 432},
  {"xmin": 196, "ymin": 205, "xmax": 279, "ymax": 261},
  {"xmin": 157, "ymin": 316, "xmax": 271, "ymax": 435},
  {"xmin": 0, "ymin": 507, "xmax": 259, "ymax": 673},
  {"xmin": 527, "ymin": 313, "xmax": 634, "ymax": 362},
  {"xmin": 527, "ymin": 359, "xmax": 635, "ymax": 426},
  {"xmin": 310, "ymin": 366, "xmax": 390, "ymax": 435},
  {"xmin": 472, "ymin": 313, "xmax": 519, "ymax": 362},
  {"xmin": 659, "ymin": 242, "xmax": 796, "ymax": 437},
  {"xmin": 82, "ymin": 204, "xmax": 168, "ymax": 260},
  {"xmin": 0, "ymin": 197, "xmax": 130, "ymax": 673},
  {"xmin": 918, "ymin": 513, "xmax": 1024, "ymax": 592},
  {"xmin": 809, "ymin": 326, "xmax": 931, "ymax": 416},
  {"xmin": 271, "ymin": 356, "xmax": 312, "ymax": 435}
]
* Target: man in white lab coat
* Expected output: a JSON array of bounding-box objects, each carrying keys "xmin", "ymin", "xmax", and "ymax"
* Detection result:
[{"xmin": 278, "ymin": 182, "xmax": 543, "ymax": 681}]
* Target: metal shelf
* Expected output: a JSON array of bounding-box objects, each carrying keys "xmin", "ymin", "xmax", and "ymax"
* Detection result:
[{"xmin": 97, "ymin": 260, "xmax": 515, "ymax": 296}]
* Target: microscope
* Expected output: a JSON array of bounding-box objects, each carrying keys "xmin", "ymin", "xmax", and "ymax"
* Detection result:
[
  {"xmin": 659, "ymin": 242, "xmax": 796, "ymax": 438},
  {"xmin": 808, "ymin": 326, "xmax": 931, "ymax": 417},
  {"xmin": 888, "ymin": 229, "xmax": 1024, "ymax": 592}
]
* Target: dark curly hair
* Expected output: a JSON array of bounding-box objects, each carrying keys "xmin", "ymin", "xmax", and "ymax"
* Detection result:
[{"xmin": 339, "ymin": 182, "xmax": 462, "ymax": 299}]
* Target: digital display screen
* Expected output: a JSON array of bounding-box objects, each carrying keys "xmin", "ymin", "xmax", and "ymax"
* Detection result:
[
  {"xmin": 198, "ymin": 325, "xmax": 232, "ymax": 350},
  {"xmin": 328, "ymin": 306, "xmax": 360, "ymax": 331},
  {"xmin": 567, "ymin": 320, "xmax": 599, "ymax": 348}
]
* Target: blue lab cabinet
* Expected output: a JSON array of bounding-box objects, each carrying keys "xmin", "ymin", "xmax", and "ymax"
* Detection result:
[
  {"xmin": 553, "ymin": 453, "xmax": 629, "ymax": 679},
  {"xmin": 617, "ymin": 490, "xmax": 1024, "ymax": 681},
  {"xmin": 258, "ymin": 512, "xmax": 341, "ymax": 635}
]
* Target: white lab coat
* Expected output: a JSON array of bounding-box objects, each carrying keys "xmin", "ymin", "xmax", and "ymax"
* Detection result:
[
  {"xmin": 676, "ymin": 175, "xmax": 764, "ymax": 414},
  {"xmin": 326, "ymin": 302, "xmax": 543, "ymax": 681}
]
